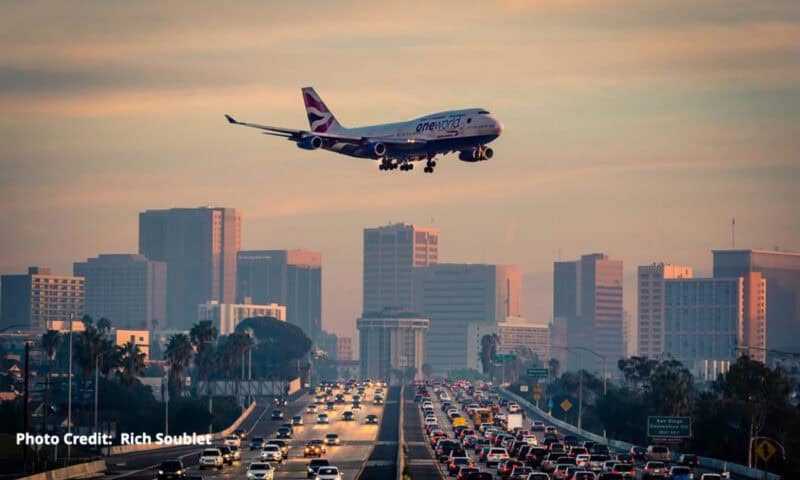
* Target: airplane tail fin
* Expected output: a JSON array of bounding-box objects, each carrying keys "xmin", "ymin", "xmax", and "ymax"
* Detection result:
[{"xmin": 301, "ymin": 87, "xmax": 344, "ymax": 133}]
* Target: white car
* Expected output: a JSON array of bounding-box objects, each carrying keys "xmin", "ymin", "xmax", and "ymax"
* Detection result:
[
  {"xmin": 229, "ymin": 445, "xmax": 241, "ymax": 461},
  {"xmin": 522, "ymin": 435, "xmax": 538, "ymax": 446},
  {"xmin": 199, "ymin": 448, "xmax": 224, "ymax": 470},
  {"xmin": 317, "ymin": 413, "xmax": 330, "ymax": 424},
  {"xmin": 260, "ymin": 444, "xmax": 283, "ymax": 463},
  {"xmin": 486, "ymin": 447, "xmax": 509, "ymax": 466},
  {"xmin": 576, "ymin": 454, "xmax": 591, "ymax": 468},
  {"xmin": 315, "ymin": 466, "xmax": 343, "ymax": 480},
  {"xmin": 247, "ymin": 462, "xmax": 275, "ymax": 480},
  {"xmin": 508, "ymin": 403, "xmax": 521, "ymax": 413},
  {"xmin": 325, "ymin": 433, "xmax": 340, "ymax": 445},
  {"xmin": 224, "ymin": 435, "xmax": 241, "ymax": 447}
]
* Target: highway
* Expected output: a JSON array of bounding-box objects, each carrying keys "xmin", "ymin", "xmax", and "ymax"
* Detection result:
[
  {"xmin": 402, "ymin": 387, "xmax": 443, "ymax": 480},
  {"xmin": 355, "ymin": 385, "xmax": 400, "ymax": 480},
  {"xmin": 104, "ymin": 384, "xmax": 385, "ymax": 480}
]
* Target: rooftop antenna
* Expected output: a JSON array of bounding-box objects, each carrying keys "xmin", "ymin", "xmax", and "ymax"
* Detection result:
[{"xmin": 731, "ymin": 217, "xmax": 735, "ymax": 248}]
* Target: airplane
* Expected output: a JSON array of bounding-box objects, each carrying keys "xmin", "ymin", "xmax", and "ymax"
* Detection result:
[{"xmin": 225, "ymin": 87, "xmax": 503, "ymax": 173}]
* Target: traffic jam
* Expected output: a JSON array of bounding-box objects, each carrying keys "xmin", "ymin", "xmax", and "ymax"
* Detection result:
[{"xmin": 414, "ymin": 380, "xmax": 723, "ymax": 480}]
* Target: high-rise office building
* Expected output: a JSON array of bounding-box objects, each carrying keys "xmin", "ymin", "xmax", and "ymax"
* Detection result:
[
  {"xmin": 553, "ymin": 253, "xmax": 624, "ymax": 373},
  {"xmin": 1, "ymin": 267, "xmax": 85, "ymax": 332},
  {"xmin": 713, "ymin": 249, "xmax": 800, "ymax": 357},
  {"xmin": 139, "ymin": 207, "xmax": 241, "ymax": 329},
  {"xmin": 357, "ymin": 310, "xmax": 429, "ymax": 381},
  {"xmin": 637, "ymin": 263, "xmax": 693, "ymax": 358},
  {"xmin": 197, "ymin": 300, "xmax": 286, "ymax": 335},
  {"xmin": 337, "ymin": 337, "xmax": 354, "ymax": 361},
  {"xmin": 237, "ymin": 250, "xmax": 321, "ymax": 341},
  {"xmin": 497, "ymin": 317, "xmax": 550, "ymax": 361},
  {"xmin": 363, "ymin": 223, "xmax": 438, "ymax": 314},
  {"xmin": 413, "ymin": 263, "xmax": 521, "ymax": 374},
  {"xmin": 73, "ymin": 254, "xmax": 167, "ymax": 331},
  {"xmin": 664, "ymin": 277, "xmax": 743, "ymax": 380}
]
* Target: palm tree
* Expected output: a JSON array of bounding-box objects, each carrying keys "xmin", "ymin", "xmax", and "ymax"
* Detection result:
[
  {"xmin": 479, "ymin": 334, "xmax": 499, "ymax": 379},
  {"xmin": 97, "ymin": 317, "xmax": 112, "ymax": 336},
  {"xmin": 165, "ymin": 334, "xmax": 193, "ymax": 397},
  {"xmin": 41, "ymin": 330, "xmax": 62, "ymax": 363},
  {"xmin": 190, "ymin": 320, "xmax": 218, "ymax": 355},
  {"xmin": 74, "ymin": 320, "xmax": 106, "ymax": 381},
  {"xmin": 548, "ymin": 358, "xmax": 561, "ymax": 380},
  {"xmin": 118, "ymin": 341, "xmax": 146, "ymax": 385}
]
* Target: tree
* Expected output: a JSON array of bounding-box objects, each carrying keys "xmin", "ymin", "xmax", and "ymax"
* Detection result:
[
  {"xmin": 548, "ymin": 358, "xmax": 560, "ymax": 380},
  {"xmin": 165, "ymin": 334, "xmax": 193, "ymax": 398},
  {"xmin": 190, "ymin": 320, "xmax": 218, "ymax": 354},
  {"xmin": 618, "ymin": 356, "xmax": 659, "ymax": 390},
  {"xmin": 422, "ymin": 363, "xmax": 433, "ymax": 379},
  {"xmin": 649, "ymin": 359, "xmax": 693, "ymax": 416},
  {"xmin": 97, "ymin": 317, "xmax": 112, "ymax": 336},
  {"xmin": 118, "ymin": 341, "xmax": 146, "ymax": 385},
  {"xmin": 41, "ymin": 330, "xmax": 62, "ymax": 362},
  {"xmin": 479, "ymin": 334, "xmax": 499, "ymax": 379},
  {"xmin": 74, "ymin": 316, "xmax": 114, "ymax": 381},
  {"xmin": 234, "ymin": 316, "xmax": 312, "ymax": 380}
]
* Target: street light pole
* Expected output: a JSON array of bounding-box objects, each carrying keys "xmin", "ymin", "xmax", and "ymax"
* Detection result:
[
  {"xmin": 94, "ymin": 355, "xmax": 100, "ymax": 433},
  {"xmin": 578, "ymin": 351, "xmax": 583, "ymax": 430},
  {"xmin": 67, "ymin": 313, "xmax": 74, "ymax": 464}
]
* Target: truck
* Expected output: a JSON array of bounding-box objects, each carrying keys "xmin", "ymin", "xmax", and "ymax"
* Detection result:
[
  {"xmin": 507, "ymin": 412, "xmax": 523, "ymax": 432},
  {"xmin": 473, "ymin": 408, "xmax": 493, "ymax": 425}
]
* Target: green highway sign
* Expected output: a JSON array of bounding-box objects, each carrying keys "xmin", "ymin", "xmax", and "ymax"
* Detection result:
[
  {"xmin": 647, "ymin": 416, "xmax": 692, "ymax": 438},
  {"xmin": 526, "ymin": 368, "xmax": 549, "ymax": 379},
  {"xmin": 493, "ymin": 353, "xmax": 517, "ymax": 361}
]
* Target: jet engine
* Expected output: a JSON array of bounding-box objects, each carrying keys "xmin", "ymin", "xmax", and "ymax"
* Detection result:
[
  {"xmin": 366, "ymin": 142, "xmax": 387, "ymax": 158},
  {"xmin": 297, "ymin": 136, "xmax": 323, "ymax": 150},
  {"xmin": 458, "ymin": 147, "xmax": 493, "ymax": 162}
]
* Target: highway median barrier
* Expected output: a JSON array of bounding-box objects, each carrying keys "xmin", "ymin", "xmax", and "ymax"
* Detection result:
[{"xmin": 17, "ymin": 459, "xmax": 107, "ymax": 480}]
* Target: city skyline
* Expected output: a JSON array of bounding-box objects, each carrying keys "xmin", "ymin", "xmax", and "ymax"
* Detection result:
[{"xmin": 1, "ymin": 1, "xmax": 798, "ymax": 339}]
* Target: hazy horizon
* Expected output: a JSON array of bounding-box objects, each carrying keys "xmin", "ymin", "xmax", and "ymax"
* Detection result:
[{"xmin": 2, "ymin": 1, "xmax": 798, "ymax": 340}]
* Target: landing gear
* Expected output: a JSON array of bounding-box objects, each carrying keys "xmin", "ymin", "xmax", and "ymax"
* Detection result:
[
  {"xmin": 400, "ymin": 163, "xmax": 414, "ymax": 171},
  {"xmin": 423, "ymin": 159, "xmax": 437, "ymax": 174}
]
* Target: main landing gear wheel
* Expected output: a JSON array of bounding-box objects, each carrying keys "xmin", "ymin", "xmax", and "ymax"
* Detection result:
[
  {"xmin": 424, "ymin": 159, "xmax": 436, "ymax": 173},
  {"xmin": 400, "ymin": 163, "xmax": 414, "ymax": 171}
]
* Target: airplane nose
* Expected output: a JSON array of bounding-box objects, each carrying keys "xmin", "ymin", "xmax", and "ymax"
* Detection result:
[{"xmin": 494, "ymin": 120, "xmax": 504, "ymax": 135}]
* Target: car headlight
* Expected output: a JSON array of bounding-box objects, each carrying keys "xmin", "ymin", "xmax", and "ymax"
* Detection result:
[
  {"xmin": 176, "ymin": 470, "xmax": 182, "ymax": 475},
  {"xmin": 158, "ymin": 470, "xmax": 164, "ymax": 475},
  {"xmin": 247, "ymin": 472, "xmax": 255, "ymax": 478}
]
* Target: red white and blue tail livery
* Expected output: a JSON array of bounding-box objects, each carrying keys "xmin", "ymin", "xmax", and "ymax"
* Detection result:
[{"xmin": 225, "ymin": 87, "xmax": 503, "ymax": 173}]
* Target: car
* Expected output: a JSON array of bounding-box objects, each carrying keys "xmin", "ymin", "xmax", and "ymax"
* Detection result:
[
  {"xmin": 668, "ymin": 466, "xmax": 693, "ymax": 480},
  {"xmin": 352, "ymin": 402, "xmax": 362, "ymax": 411},
  {"xmin": 575, "ymin": 454, "xmax": 591, "ymax": 468},
  {"xmin": 508, "ymin": 403, "xmax": 521, "ymax": 413},
  {"xmin": 250, "ymin": 437, "xmax": 265, "ymax": 450},
  {"xmin": 225, "ymin": 434, "xmax": 242, "ymax": 447},
  {"xmin": 325, "ymin": 433, "xmax": 340, "ymax": 446},
  {"xmin": 277, "ymin": 426, "xmax": 293, "ymax": 439},
  {"xmin": 265, "ymin": 439, "xmax": 289, "ymax": 457},
  {"xmin": 317, "ymin": 413, "xmax": 330, "ymax": 424},
  {"xmin": 598, "ymin": 475, "xmax": 625, "ymax": 480},
  {"xmin": 229, "ymin": 445, "xmax": 241, "ymax": 461},
  {"xmin": 591, "ymin": 445, "xmax": 611, "ymax": 456},
  {"xmin": 465, "ymin": 473, "xmax": 494, "ymax": 480},
  {"xmin": 588, "ymin": 455, "xmax": 609, "ymax": 472},
  {"xmin": 647, "ymin": 445, "xmax": 671, "ymax": 463},
  {"xmin": 527, "ymin": 474, "xmax": 552, "ymax": 480},
  {"xmin": 630, "ymin": 446, "xmax": 647, "ymax": 462},
  {"xmin": 260, "ymin": 444, "xmax": 283, "ymax": 463},
  {"xmin": 342, "ymin": 411, "xmax": 354, "ymax": 421},
  {"xmin": 327, "ymin": 401, "xmax": 336, "ymax": 410},
  {"xmin": 614, "ymin": 454, "xmax": 634, "ymax": 465},
  {"xmin": 234, "ymin": 428, "xmax": 247, "ymax": 440},
  {"xmin": 448, "ymin": 457, "xmax": 473, "ymax": 475},
  {"xmin": 307, "ymin": 459, "xmax": 331, "ymax": 478},
  {"xmin": 304, "ymin": 441, "xmax": 324, "ymax": 457},
  {"xmin": 315, "ymin": 466, "xmax": 343, "ymax": 480},
  {"xmin": 218, "ymin": 445, "xmax": 234, "ymax": 465},
  {"xmin": 293, "ymin": 415, "xmax": 304, "ymax": 425},
  {"xmin": 699, "ymin": 475, "xmax": 722, "ymax": 480},
  {"xmin": 509, "ymin": 466, "xmax": 533, "ymax": 480},
  {"xmin": 199, "ymin": 448, "xmax": 224, "ymax": 470},
  {"xmin": 573, "ymin": 473, "xmax": 597, "ymax": 480},
  {"xmin": 247, "ymin": 462, "xmax": 274, "ymax": 480},
  {"xmin": 156, "ymin": 460, "xmax": 186, "ymax": 480},
  {"xmin": 609, "ymin": 463, "xmax": 635, "ymax": 479},
  {"xmin": 366, "ymin": 414, "xmax": 379, "ymax": 424},
  {"xmin": 679, "ymin": 454, "xmax": 699, "ymax": 468},
  {"xmin": 642, "ymin": 461, "xmax": 668, "ymax": 479},
  {"xmin": 545, "ymin": 426, "xmax": 559, "ymax": 436},
  {"xmin": 531, "ymin": 421, "xmax": 546, "ymax": 431},
  {"xmin": 271, "ymin": 409, "xmax": 284, "ymax": 420},
  {"xmin": 486, "ymin": 447, "xmax": 510, "ymax": 467},
  {"xmin": 307, "ymin": 404, "xmax": 318, "ymax": 414}
]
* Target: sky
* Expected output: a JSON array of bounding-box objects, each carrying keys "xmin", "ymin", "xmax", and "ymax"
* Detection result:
[{"xmin": 1, "ymin": 1, "xmax": 799, "ymax": 343}]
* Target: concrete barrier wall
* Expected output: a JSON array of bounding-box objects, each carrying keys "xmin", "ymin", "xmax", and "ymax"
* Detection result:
[
  {"xmin": 18, "ymin": 460, "xmax": 107, "ymax": 480},
  {"xmin": 106, "ymin": 401, "xmax": 257, "ymax": 456},
  {"xmin": 500, "ymin": 388, "xmax": 781, "ymax": 480}
]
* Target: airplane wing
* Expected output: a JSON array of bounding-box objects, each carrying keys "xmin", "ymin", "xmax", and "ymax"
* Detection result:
[{"xmin": 225, "ymin": 114, "xmax": 426, "ymax": 147}]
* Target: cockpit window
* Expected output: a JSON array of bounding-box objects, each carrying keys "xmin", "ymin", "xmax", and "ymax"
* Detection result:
[{"xmin": 478, "ymin": 110, "xmax": 490, "ymax": 114}]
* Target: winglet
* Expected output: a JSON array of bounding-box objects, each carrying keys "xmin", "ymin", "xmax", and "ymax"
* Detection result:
[{"xmin": 224, "ymin": 114, "xmax": 237, "ymax": 124}]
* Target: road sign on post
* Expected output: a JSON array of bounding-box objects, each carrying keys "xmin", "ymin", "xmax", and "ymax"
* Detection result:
[
  {"xmin": 647, "ymin": 416, "xmax": 692, "ymax": 438},
  {"xmin": 560, "ymin": 399, "xmax": 573, "ymax": 412},
  {"xmin": 526, "ymin": 368, "xmax": 549, "ymax": 380},
  {"xmin": 755, "ymin": 439, "xmax": 777, "ymax": 463}
]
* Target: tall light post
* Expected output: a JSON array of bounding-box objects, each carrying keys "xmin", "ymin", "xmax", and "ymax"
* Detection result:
[
  {"xmin": 550, "ymin": 345, "xmax": 608, "ymax": 431},
  {"xmin": 163, "ymin": 364, "xmax": 170, "ymax": 435},
  {"xmin": 67, "ymin": 313, "xmax": 74, "ymax": 464},
  {"xmin": 93, "ymin": 352, "xmax": 104, "ymax": 434}
]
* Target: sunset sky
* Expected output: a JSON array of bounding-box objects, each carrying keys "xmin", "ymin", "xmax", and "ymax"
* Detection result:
[{"xmin": 1, "ymin": 1, "xmax": 798, "ymax": 340}]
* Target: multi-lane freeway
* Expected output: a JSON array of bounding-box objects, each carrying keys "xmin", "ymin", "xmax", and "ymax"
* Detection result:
[{"xmin": 103, "ymin": 384, "xmax": 386, "ymax": 480}]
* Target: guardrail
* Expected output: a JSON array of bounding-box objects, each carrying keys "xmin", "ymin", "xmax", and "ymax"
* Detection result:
[
  {"xmin": 397, "ymin": 384, "xmax": 405, "ymax": 480},
  {"xmin": 105, "ymin": 400, "xmax": 257, "ymax": 456},
  {"xmin": 17, "ymin": 459, "xmax": 107, "ymax": 480},
  {"xmin": 500, "ymin": 388, "xmax": 781, "ymax": 480}
]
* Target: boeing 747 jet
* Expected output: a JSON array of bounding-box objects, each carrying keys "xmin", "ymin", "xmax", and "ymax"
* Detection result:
[{"xmin": 225, "ymin": 87, "xmax": 503, "ymax": 173}]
